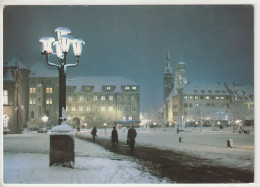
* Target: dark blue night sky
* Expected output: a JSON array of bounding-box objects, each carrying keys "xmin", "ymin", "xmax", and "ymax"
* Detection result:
[{"xmin": 3, "ymin": 5, "xmax": 254, "ymax": 111}]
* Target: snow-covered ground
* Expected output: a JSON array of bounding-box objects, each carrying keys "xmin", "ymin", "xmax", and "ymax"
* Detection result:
[
  {"xmin": 3, "ymin": 126, "xmax": 254, "ymax": 184},
  {"xmin": 85, "ymin": 126, "xmax": 254, "ymax": 171},
  {"xmin": 3, "ymin": 132, "xmax": 170, "ymax": 184}
]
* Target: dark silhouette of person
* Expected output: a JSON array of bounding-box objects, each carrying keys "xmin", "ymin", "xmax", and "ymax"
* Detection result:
[
  {"xmin": 127, "ymin": 125, "xmax": 137, "ymax": 153},
  {"xmin": 111, "ymin": 126, "xmax": 118, "ymax": 147},
  {"xmin": 91, "ymin": 126, "xmax": 97, "ymax": 142}
]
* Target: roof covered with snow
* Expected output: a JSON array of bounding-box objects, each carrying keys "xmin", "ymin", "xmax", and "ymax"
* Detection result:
[
  {"xmin": 29, "ymin": 61, "xmax": 58, "ymax": 77},
  {"xmin": 225, "ymin": 83, "xmax": 254, "ymax": 102},
  {"xmin": 66, "ymin": 76, "xmax": 139, "ymax": 93},
  {"xmin": 3, "ymin": 69, "xmax": 15, "ymax": 82},
  {"xmin": 165, "ymin": 82, "xmax": 254, "ymax": 102},
  {"xmin": 4, "ymin": 56, "xmax": 29, "ymax": 70}
]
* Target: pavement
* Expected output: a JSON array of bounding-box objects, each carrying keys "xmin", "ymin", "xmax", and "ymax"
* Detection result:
[{"xmin": 76, "ymin": 132, "xmax": 254, "ymax": 183}]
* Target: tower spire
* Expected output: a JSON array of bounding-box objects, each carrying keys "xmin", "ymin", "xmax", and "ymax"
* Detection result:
[{"xmin": 165, "ymin": 50, "xmax": 172, "ymax": 74}]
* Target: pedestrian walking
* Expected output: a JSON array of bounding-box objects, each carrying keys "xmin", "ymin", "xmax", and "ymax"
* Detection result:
[
  {"xmin": 127, "ymin": 125, "xmax": 137, "ymax": 154},
  {"xmin": 111, "ymin": 126, "xmax": 118, "ymax": 148},
  {"xmin": 91, "ymin": 126, "xmax": 97, "ymax": 142}
]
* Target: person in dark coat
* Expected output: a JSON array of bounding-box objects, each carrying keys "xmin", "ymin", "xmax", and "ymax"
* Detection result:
[
  {"xmin": 127, "ymin": 125, "xmax": 137, "ymax": 153},
  {"xmin": 91, "ymin": 126, "xmax": 97, "ymax": 142},
  {"xmin": 111, "ymin": 126, "xmax": 118, "ymax": 147}
]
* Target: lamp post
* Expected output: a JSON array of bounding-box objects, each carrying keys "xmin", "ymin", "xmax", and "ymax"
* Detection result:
[
  {"xmin": 104, "ymin": 123, "xmax": 107, "ymax": 135},
  {"xmin": 39, "ymin": 27, "xmax": 85, "ymax": 125},
  {"xmin": 42, "ymin": 115, "xmax": 48, "ymax": 130},
  {"xmin": 40, "ymin": 27, "xmax": 85, "ymax": 168}
]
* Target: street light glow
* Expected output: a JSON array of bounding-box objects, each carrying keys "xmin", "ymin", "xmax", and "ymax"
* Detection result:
[
  {"xmin": 72, "ymin": 39, "xmax": 85, "ymax": 56},
  {"xmin": 60, "ymin": 35, "xmax": 74, "ymax": 53},
  {"xmin": 39, "ymin": 37, "xmax": 55, "ymax": 54},
  {"xmin": 55, "ymin": 27, "xmax": 71, "ymax": 40}
]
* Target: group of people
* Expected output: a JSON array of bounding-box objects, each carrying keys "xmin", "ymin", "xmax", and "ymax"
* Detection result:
[{"xmin": 91, "ymin": 125, "xmax": 137, "ymax": 153}]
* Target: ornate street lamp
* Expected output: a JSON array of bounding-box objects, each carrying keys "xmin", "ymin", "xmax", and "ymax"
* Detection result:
[
  {"xmin": 40, "ymin": 27, "xmax": 85, "ymax": 168},
  {"xmin": 39, "ymin": 27, "xmax": 85, "ymax": 125}
]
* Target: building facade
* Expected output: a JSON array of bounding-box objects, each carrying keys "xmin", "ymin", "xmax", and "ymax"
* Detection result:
[
  {"xmin": 3, "ymin": 60, "xmax": 24, "ymax": 133},
  {"xmin": 66, "ymin": 76, "xmax": 140, "ymax": 128},
  {"xmin": 163, "ymin": 56, "xmax": 254, "ymax": 126},
  {"xmin": 26, "ymin": 61, "xmax": 140, "ymax": 129}
]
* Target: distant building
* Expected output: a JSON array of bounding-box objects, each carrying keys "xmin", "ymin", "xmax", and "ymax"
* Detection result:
[
  {"xmin": 27, "ymin": 61, "xmax": 59, "ymax": 129},
  {"xmin": 163, "ymin": 54, "xmax": 254, "ymax": 126},
  {"xmin": 26, "ymin": 61, "xmax": 140, "ymax": 129},
  {"xmin": 66, "ymin": 76, "xmax": 140, "ymax": 128},
  {"xmin": 3, "ymin": 58, "xmax": 25, "ymax": 133}
]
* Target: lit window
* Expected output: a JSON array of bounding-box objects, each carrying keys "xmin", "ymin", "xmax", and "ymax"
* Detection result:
[
  {"xmin": 184, "ymin": 96, "xmax": 188, "ymax": 99},
  {"xmin": 216, "ymin": 96, "xmax": 220, "ymax": 100},
  {"xmin": 68, "ymin": 96, "xmax": 72, "ymax": 101},
  {"xmin": 107, "ymin": 86, "xmax": 111, "ymax": 90},
  {"xmin": 195, "ymin": 96, "xmax": 199, "ymax": 99},
  {"xmin": 82, "ymin": 117, "xmax": 84, "ymax": 120},
  {"xmin": 126, "ymin": 86, "xmax": 130, "ymax": 90},
  {"xmin": 221, "ymin": 96, "xmax": 225, "ymax": 100},
  {"xmin": 72, "ymin": 107, "xmax": 76, "ymax": 111},
  {"xmin": 206, "ymin": 96, "xmax": 210, "ymax": 100},
  {"xmin": 30, "ymin": 88, "xmax": 36, "ymax": 93},
  {"xmin": 189, "ymin": 96, "xmax": 193, "ymax": 99},
  {"xmin": 86, "ymin": 106, "xmax": 91, "ymax": 111},
  {"xmin": 3, "ymin": 90, "xmax": 8, "ymax": 105},
  {"xmin": 131, "ymin": 96, "xmax": 135, "ymax": 101},
  {"xmin": 80, "ymin": 96, "xmax": 84, "ymax": 101},
  {"xmin": 109, "ymin": 106, "xmax": 113, "ymax": 111},
  {"xmin": 101, "ymin": 106, "xmax": 105, "ymax": 111},
  {"xmin": 79, "ymin": 106, "xmax": 83, "ymax": 111},
  {"xmin": 46, "ymin": 87, "xmax": 52, "ymax": 93},
  {"xmin": 68, "ymin": 117, "xmax": 71, "ymax": 120},
  {"xmin": 129, "ymin": 117, "xmax": 133, "ymax": 120},
  {"xmin": 101, "ymin": 96, "xmax": 106, "ymax": 101},
  {"xmin": 132, "ymin": 86, "xmax": 137, "ymax": 90},
  {"xmin": 30, "ymin": 98, "xmax": 36, "ymax": 104},
  {"xmin": 109, "ymin": 96, "xmax": 113, "ymax": 101},
  {"xmin": 94, "ymin": 95, "xmax": 98, "ymax": 101},
  {"xmin": 46, "ymin": 98, "xmax": 52, "ymax": 104}
]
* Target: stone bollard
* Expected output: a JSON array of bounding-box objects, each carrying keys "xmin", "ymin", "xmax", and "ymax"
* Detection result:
[
  {"xmin": 50, "ymin": 121, "xmax": 75, "ymax": 168},
  {"xmin": 227, "ymin": 139, "xmax": 233, "ymax": 148},
  {"xmin": 179, "ymin": 137, "xmax": 183, "ymax": 143}
]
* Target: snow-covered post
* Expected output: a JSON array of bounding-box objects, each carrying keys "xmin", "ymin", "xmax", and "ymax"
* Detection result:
[{"xmin": 49, "ymin": 108, "xmax": 75, "ymax": 168}]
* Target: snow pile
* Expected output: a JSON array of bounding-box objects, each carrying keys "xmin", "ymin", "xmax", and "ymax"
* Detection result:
[{"xmin": 3, "ymin": 133, "xmax": 170, "ymax": 184}]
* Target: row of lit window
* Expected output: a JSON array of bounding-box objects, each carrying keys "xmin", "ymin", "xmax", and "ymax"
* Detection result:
[
  {"xmin": 67, "ymin": 106, "xmax": 137, "ymax": 112},
  {"xmin": 67, "ymin": 116, "xmax": 134, "ymax": 121},
  {"xmin": 184, "ymin": 95, "xmax": 228, "ymax": 100},
  {"xmin": 68, "ymin": 95, "xmax": 136, "ymax": 101},
  {"xmin": 125, "ymin": 86, "xmax": 137, "ymax": 90},
  {"xmin": 30, "ymin": 87, "xmax": 52, "ymax": 94},
  {"xmin": 29, "ymin": 98, "xmax": 53, "ymax": 105}
]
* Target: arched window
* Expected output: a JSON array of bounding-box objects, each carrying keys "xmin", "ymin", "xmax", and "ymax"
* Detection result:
[{"xmin": 31, "ymin": 111, "xmax": 34, "ymax": 120}]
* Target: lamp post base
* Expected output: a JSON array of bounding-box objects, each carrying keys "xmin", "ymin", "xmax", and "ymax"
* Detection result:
[{"xmin": 49, "ymin": 122, "xmax": 75, "ymax": 168}]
